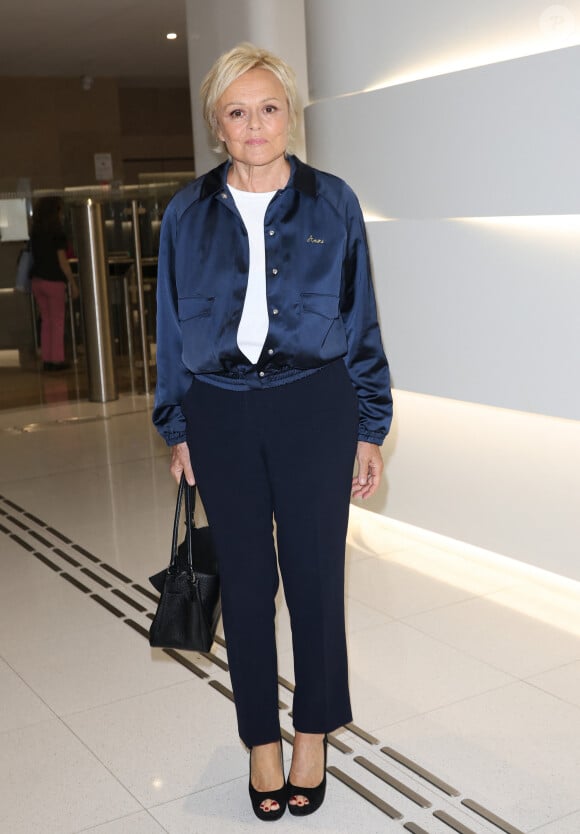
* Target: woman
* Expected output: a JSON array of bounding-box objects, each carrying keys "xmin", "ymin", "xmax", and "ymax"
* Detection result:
[
  {"xmin": 30, "ymin": 196, "xmax": 78, "ymax": 371},
  {"xmin": 153, "ymin": 43, "xmax": 392, "ymax": 821}
]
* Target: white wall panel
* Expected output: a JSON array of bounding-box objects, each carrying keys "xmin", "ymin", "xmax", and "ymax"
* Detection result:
[
  {"xmin": 370, "ymin": 390, "xmax": 580, "ymax": 583},
  {"xmin": 305, "ymin": 0, "xmax": 580, "ymax": 99},
  {"xmin": 368, "ymin": 218, "xmax": 580, "ymax": 419},
  {"xmin": 303, "ymin": 2, "xmax": 580, "ymax": 577},
  {"xmin": 306, "ymin": 46, "xmax": 580, "ymax": 218}
]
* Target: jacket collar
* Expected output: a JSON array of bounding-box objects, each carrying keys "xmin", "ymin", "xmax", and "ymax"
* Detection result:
[{"xmin": 199, "ymin": 154, "xmax": 317, "ymax": 200}]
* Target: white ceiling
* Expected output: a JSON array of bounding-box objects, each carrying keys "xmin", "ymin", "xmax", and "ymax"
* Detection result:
[{"xmin": 0, "ymin": 0, "xmax": 190, "ymax": 84}]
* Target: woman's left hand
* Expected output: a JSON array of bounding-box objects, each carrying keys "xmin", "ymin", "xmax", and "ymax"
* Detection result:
[{"xmin": 351, "ymin": 441, "xmax": 383, "ymax": 500}]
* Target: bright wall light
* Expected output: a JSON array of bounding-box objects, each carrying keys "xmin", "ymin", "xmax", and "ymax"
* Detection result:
[
  {"xmin": 456, "ymin": 215, "xmax": 580, "ymax": 235},
  {"xmin": 363, "ymin": 212, "xmax": 396, "ymax": 223},
  {"xmin": 364, "ymin": 37, "xmax": 579, "ymax": 92},
  {"xmin": 166, "ymin": 32, "xmax": 178, "ymax": 40}
]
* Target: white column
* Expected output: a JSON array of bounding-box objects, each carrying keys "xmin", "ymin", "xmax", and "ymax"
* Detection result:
[{"xmin": 185, "ymin": 0, "xmax": 308, "ymax": 175}]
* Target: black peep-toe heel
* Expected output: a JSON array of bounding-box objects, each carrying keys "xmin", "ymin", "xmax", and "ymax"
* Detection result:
[
  {"xmin": 249, "ymin": 740, "xmax": 287, "ymax": 821},
  {"xmin": 287, "ymin": 734, "xmax": 328, "ymax": 816}
]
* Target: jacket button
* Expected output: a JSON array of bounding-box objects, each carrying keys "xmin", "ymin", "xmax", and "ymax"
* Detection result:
[
  {"xmin": 272, "ymin": 308, "xmax": 279, "ymax": 315},
  {"xmin": 268, "ymin": 229, "xmax": 276, "ymax": 236},
  {"xmin": 267, "ymin": 348, "xmax": 274, "ymax": 356},
  {"xmin": 259, "ymin": 371, "xmax": 265, "ymax": 378},
  {"xmin": 272, "ymin": 268, "xmax": 278, "ymax": 276}
]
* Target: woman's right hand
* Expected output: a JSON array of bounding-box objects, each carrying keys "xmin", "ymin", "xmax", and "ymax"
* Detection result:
[{"xmin": 170, "ymin": 441, "xmax": 195, "ymax": 486}]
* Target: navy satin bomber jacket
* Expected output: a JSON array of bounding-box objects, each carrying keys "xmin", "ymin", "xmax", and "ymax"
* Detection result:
[{"xmin": 152, "ymin": 155, "xmax": 392, "ymax": 447}]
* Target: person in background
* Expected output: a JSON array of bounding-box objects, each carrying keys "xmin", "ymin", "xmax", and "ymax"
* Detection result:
[
  {"xmin": 153, "ymin": 43, "xmax": 392, "ymax": 822},
  {"xmin": 30, "ymin": 196, "xmax": 78, "ymax": 371}
]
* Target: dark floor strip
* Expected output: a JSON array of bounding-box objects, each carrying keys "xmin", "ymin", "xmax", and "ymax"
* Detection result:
[
  {"xmin": 278, "ymin": 699, "xmax": 289, "ymax": 710},
  {"xmin": 461, "ymin": 800, "xmax": 525, "ymax": 834},
  {"xmin": 34, "ymin": 552, "xmax": 61, "ymax": 572},
  {"xmin": 124, "ymin": 619, "xmax": 150, "ymax": 639},
  {"xmin": 131, "ymin": 583, "xmax": 159, "ymax": 603},
  {"xmin": 29, "ymin": 530, "xmax": 55, "ymax": 548},
  {"xmin": 278, "ymin": 675, "xmax": 295, "ymax": 693},
  {"xmin": 205, "ymin": 651, "xmax": 229, "ymax": 672},
  {"xmin": 433, "ymin": 810, "xmax": 478, "ymax": 834},
  {"xmin": 345, "ymin": 722, "xmax": 379, "ymax": 745},
  {"xmin": 382, "ymin": 747, "xmax": 460, "ymax": 797},
  {"xmin": 213, "ymin": 634, "xmax": 226, "ymax": 648},
  {"xmin": 7, "ymin": 515, "xmax": 28, "ymax": 530},
  {"xmin": 10, "ymin": 534, "xmax": 35, "ymax": 552},
  {"xmin": 0, "ymin": 522, "xmax": 11, "ymax": 534},
  {"xmin": 100, "ymin": 563, "xmax": 132, "ymax": 583},
  {"xmin": 45, "ymin": 527, "xmax": 71, "ymax": 542},
  {"xmin": 72, "ymin": 544, "xmax": 100, "ymax": 563},
  {"xmin": 52, "ymin": 548, "xmax": 81, "ymax": 567},
  {"xmin": 327, "ymin": 766, "xmax": 403, "ymax": 820},
  {"xmin": 404, "ymin": 823, "xmax": 432, "ymax": 834},
  {"xmin": 61, "ymin": 573, "xmax": 91, "ymax": 593},
  {"xmin": 164, "ymin": 649, "xmax": 209, "ymax": 679},
  {"xmin": 81, "ymin": 567, "xmax": 111, "ymax": 588},
  {"xmin": 355, "ymin": 756, "xmax": 432, "ymax": 808},
  {"xmin": 281, "ymin": 728, "xmax": 294, "ymax": 746},
  {"xmin": 209, "ymin": 680, "xmax": 235, "ymax": 701},
  {"xmin": 112, "ymin": 589, "xmax": 147, "ymax": 612},
  {"xmin": 24, "ymin": 513, "xmax": 48, "ymax": 527},
  {"xmin": 3, "ymin": 498, "xmax": 24, "ymax": 511},
  {"xmin": 328, "ymin": 734, "xmax": 354, "ymax": 754},
  {"xmin": 90, "ymin": 593, "xmax": 124, "ymax": 618}
]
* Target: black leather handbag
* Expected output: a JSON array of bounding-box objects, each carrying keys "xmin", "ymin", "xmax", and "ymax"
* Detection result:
[{"xmin": 149, "ymin": 475, "xmax": 221, "ymax": 652}]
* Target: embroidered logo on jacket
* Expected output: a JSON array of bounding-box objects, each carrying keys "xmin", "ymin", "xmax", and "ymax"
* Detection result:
[{"xmin": 306, "ymin": 234, "xmax": 325, "ymax": 244}]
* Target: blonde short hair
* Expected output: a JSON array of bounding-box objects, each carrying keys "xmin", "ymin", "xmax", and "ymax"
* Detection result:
[{"xmin": 200, "ymin": 42, "xmax": 299, "ymax": 152}]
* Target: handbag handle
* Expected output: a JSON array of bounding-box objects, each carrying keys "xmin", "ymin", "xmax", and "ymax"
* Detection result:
[{"xmin": 169, "ymin": 474, "xmax": 197, "ymax": 574}]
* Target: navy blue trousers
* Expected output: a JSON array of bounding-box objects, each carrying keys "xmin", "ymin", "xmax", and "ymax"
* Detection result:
[{"xmin": 183, "ymin": 360, "xmax": 358, "ymax": 747}]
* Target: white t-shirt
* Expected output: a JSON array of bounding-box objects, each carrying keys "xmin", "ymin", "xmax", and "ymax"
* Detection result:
[{"xmin": 229, "ymin": 185, "xmax": 276, "ymax": 364}]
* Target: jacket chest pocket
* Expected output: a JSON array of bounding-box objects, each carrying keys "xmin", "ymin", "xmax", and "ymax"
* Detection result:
[
  {"xmin": 178, "ymin": 296, "xmax": 215, "ymax": 321},
  {"xmin": 300, "ymin": 292, "xmax": 347, "ymax": 359},
  {"xmin": 301, "ymin": 292, "xmax": 339, "ymax": 319},
  {"xmin": 178, "ymin": 296, "xmax": 220, "ymax": 372}
]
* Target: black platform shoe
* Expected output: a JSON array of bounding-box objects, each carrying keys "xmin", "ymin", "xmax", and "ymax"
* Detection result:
[
  {"xmin": 249, "ymin": 741, "xmax": 287, "ymax": 822},
  {"xmin": 287, "ymin": 734, "xmax": 328, "ymax": 816}
]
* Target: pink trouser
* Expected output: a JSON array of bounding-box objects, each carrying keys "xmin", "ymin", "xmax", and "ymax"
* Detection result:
[{"xmin": 31, "ymin": 278, "xmax": 66, "ymax": 363}]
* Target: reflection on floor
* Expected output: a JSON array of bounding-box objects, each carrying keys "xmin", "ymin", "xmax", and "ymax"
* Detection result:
[
  {"xmin": 1, "ymin": 394, "xmax": 579, "ymax": 834},
  {"xmin": 0, "ymin": 364, "xmax": 88, "ymax": 410},
  {"xmin": 0, "ymin": 357, "xmax": 151, "ymax": 411}
]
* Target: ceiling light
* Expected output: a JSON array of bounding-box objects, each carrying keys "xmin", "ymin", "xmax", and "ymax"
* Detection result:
[{"xmin": 166, "ymin": 32, "xmax": 177, "ymax": 40}]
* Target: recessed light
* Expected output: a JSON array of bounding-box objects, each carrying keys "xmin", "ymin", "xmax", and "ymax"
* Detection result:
[{"xmin": 166, "ymin": 32, "xmax": 178, "ymax": 40}]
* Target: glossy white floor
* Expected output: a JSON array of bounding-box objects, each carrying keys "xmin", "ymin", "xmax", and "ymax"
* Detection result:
[{"xmin": 1, "ymin": 394, "xmax": 579, "ymax": 834}]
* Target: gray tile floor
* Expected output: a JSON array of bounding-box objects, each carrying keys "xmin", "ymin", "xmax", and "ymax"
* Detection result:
[{"xmin": 1, "ymin": 395, "xmax": 579, "ymax": 833}]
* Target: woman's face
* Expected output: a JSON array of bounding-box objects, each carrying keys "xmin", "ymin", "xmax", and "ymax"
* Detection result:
[{"xmin": 215, "ymin": 68, "xmax": 289, "ymax": 168}]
